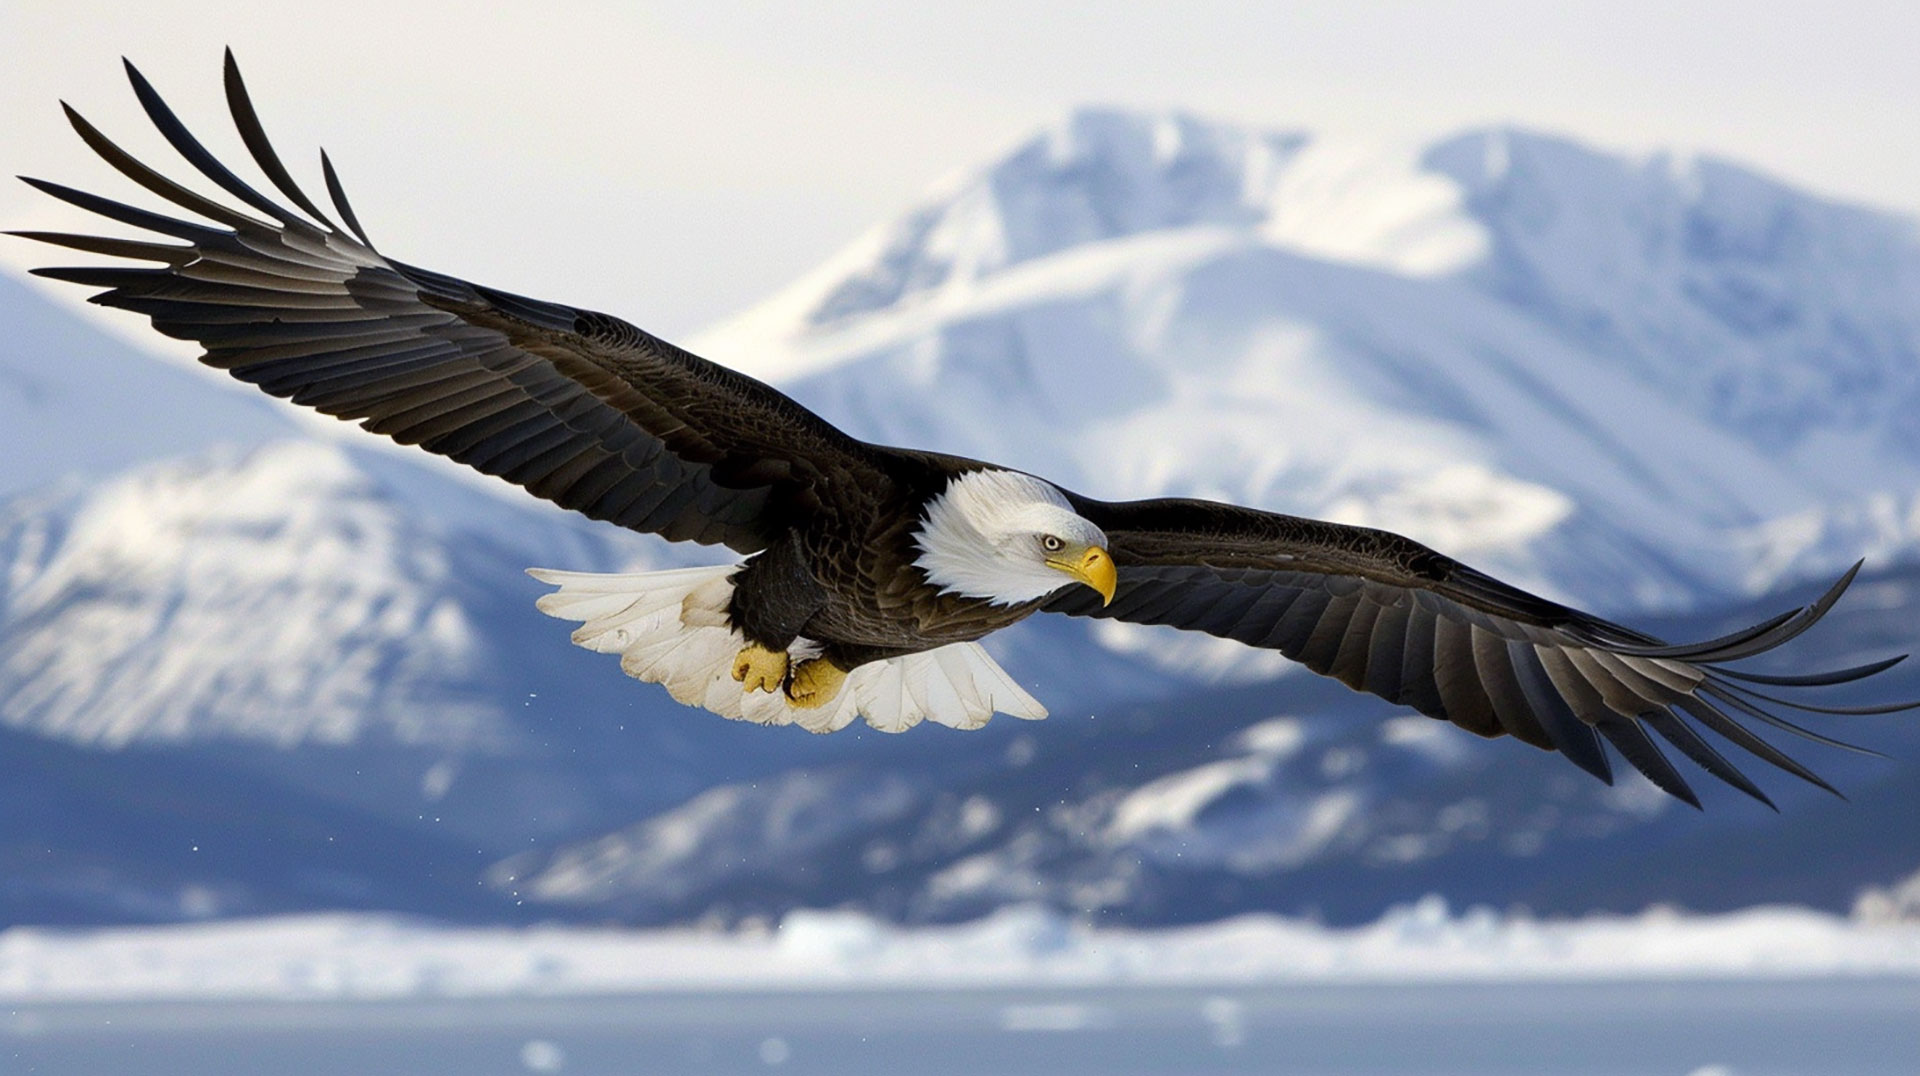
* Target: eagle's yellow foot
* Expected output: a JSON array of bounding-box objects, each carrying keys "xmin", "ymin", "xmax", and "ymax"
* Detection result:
[
  {"xmin": 731, "ymin": 644, "xmax": 789, "ymax": 694},
  {"xmin": 785, "ymin": 658, "xmax": 848, "ymax": 709}
]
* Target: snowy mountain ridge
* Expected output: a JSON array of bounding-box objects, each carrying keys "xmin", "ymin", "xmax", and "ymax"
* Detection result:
[
  {"xmin": 0, "ymin": 438, "xmax": 644, "ymax": 749},
  {"xmin": 698, "ymin": 111, "xmax": 1920, "ymax": 612},
  {"xmin": 4, "ymin": 107, "xmax": 1920, "ymax": 928}
]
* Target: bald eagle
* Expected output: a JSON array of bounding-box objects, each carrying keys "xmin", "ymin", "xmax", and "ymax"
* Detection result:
[{"xmin": 16, "ymin": 54, "xmax": 1913, "ymax": 809}]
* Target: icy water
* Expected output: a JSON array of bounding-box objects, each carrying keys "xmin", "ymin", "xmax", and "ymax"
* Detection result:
[{"xmin": 4, "ymin": 979, "xmax": 1917, "ymax": 1075}]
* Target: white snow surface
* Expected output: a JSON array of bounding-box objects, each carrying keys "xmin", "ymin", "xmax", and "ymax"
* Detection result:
[
  {"xmin": 696, "ymin": 111, "xmax": 1920, "ymax": 612},
  {"xmin": 2, "ymin": 899, "xmax": 1916, "ymax": 1002}
]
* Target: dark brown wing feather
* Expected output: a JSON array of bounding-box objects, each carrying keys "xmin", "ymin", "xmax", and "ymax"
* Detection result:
[
  {"xmin": 1045, "ymin": 495, "xmax": 1916, "ymax": 808},
  {"xmin": 13, "ymin": 51, "xmax": 887, "ymax": 553}
]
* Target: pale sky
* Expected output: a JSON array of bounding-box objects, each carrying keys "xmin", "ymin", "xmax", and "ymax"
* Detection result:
[{"xmin": 4, "ymin": 1, "xmax": 1917, "ymax": 344}]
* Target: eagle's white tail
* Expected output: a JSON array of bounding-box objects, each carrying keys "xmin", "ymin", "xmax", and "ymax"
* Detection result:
[{"xmin": 527, "ymin": 565, "xmax": 1047, "ymax": 734}]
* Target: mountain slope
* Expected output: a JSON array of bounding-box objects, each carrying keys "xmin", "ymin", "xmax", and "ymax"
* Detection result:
[
  {"xmin": 0, "ymin": 274, "xmax": 292, "ymax": 499},
  {"xmin": 0, "ymin": 438, "xmax": 636, "ymax": 749}
]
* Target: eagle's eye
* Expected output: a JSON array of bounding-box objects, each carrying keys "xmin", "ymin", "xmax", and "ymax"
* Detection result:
[{"xmin": 1041, "ymin": 535, "xmax": 1064, "ymax": 553}]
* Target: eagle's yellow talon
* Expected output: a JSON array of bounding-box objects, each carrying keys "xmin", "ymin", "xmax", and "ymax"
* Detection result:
[
  {"xmin": 731, "ymin": 644, "xmax": 789, "ymax": 694},
  {"xmin": 785, "ymin": 658, "xmax": 848, "ymax": 709}
]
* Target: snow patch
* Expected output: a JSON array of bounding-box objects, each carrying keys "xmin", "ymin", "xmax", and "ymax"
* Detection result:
[
  {"xmin": 1107, "ymin": 756, "xmax": 1273, "ymax": 841},
  {"xmin": 4, "ymin": 901, "xmax": 1919, "ymax": 1001}
]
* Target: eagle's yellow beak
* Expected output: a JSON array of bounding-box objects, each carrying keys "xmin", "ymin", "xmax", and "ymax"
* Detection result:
[{"xmin": 1048, "ymin": 544, "xmax": 1117, "ymax": 606}]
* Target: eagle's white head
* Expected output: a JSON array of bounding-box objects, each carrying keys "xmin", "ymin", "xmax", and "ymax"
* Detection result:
[{"xmin": 913, "ymin": 469, "xmax": 1116, "ymax": 607}]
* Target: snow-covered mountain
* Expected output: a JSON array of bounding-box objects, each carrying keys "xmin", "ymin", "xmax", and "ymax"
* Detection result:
[
  {"xmin": 0, "ymin": 439, "xmax": 606, "ymax": 749},
  {"xmin": 698, "ymin": 112, "xmax": 1920, "ymax": 613},
  {"xmin": 3, "ymin": 108, "xmax": 1919, "ymax": 928}
]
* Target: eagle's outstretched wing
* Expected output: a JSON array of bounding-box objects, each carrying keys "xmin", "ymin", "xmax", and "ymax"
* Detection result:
[
  {"xmin": 1045, "ymin": 495, "xmax": 1914, "ymax": 808},
  {"xmin": 12, "ymin": 52, "xmax": 884, "ymax": 554}
]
